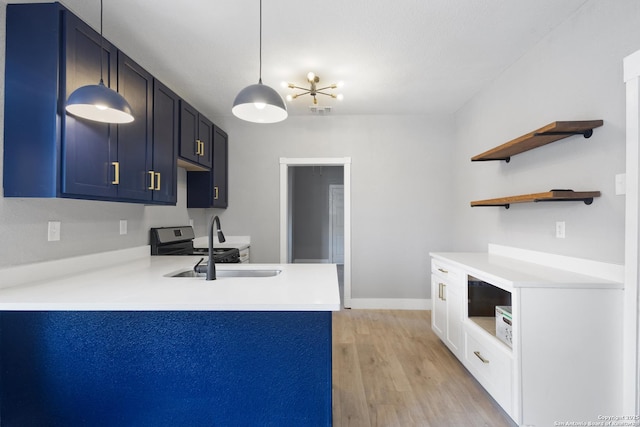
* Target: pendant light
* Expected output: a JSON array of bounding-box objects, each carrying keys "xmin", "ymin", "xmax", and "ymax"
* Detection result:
[
  {"xmin": 66, "ymin": 0, "xmax": 134, "ymax": 124},
  {"xmin": 232, "ymin": 0, "xmax": 287, "ymax": 123}
]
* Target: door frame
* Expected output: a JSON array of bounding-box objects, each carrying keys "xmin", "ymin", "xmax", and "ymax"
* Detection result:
[
  {"xmin": 280, "ymin": 157, "xmax": 352, "ymax": 308},
  {"xmin": 624, "ymin": 48, "xmax": 640, "ymax": 414}
]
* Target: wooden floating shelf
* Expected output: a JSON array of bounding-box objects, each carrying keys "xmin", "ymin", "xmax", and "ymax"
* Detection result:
[
  {"xmin": 471, "ymin": 120, "xmax": 603, "ymax": 162},
  {"xmin": 470, "ymin": 190, "xmax": 601, "ymax": 209}
]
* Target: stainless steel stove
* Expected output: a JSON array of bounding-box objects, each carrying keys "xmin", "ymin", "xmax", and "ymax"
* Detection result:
[{"xmin": 150, "ymin": 226, "xmax": 240, "ymax": 263}]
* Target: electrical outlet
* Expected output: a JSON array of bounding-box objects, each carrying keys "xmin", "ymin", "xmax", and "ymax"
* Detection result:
[
  {"xmin": 555, "ymin": 221, "xmax": 566, "ymax": 239},
  {"xmin": 189, "ymin": 218, "xmax": 194, "ymax": 227},
  {"xmin": 48, "ymin": 221, "xmax": 61, "ymax": 241},
  {"xmin": 119, "ymin": 220, "xmax": 128, "ymax": 235}
]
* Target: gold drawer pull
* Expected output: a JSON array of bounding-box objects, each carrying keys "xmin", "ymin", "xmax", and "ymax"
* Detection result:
[
  {"xmin": 148, "ymin": 171, "xmax": 155, "ymax": 190},
  {"xmin": 474, "ymin": 351, "xmax": 489, "ymax": 364},
  {"xmin": 155, "ymin": 172, "xmax": 161, "ymax": 190},
  {"xmin": 437, "ymin": 268, "xmax": 448, "ymax": 274},
  {"xmin": 214, "ymin": 186, "xmax": 219, "ymax": 200},
  {"xmin": 111, "ymin": 162, "xmax": 120, "ymax": 184}
]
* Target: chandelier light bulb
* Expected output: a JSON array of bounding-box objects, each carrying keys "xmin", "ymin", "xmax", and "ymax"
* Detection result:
[
  {"xmin": 307, "ymin": 72, "xmax": 315, "ymax": 82},
  {"xmin": 337, "ymin": 94, "xmax": 344, "ymax": 101},
  {"xmin": 286, "ymin": 95, "xmax": 293, "ymax": 101}
]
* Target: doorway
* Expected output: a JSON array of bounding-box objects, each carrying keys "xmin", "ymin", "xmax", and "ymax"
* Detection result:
[{"xmin": 280, "ymin": 157, "xmax": 352, "ymax": 308}]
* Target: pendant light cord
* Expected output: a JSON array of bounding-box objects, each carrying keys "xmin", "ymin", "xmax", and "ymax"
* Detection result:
[
  {"xmin": 258, "ymin": 0, "xmax": 262, "ymax": 84},
  {"xmin": 99, "ymin": 0, "xmax": 104, "ymax": 84}
]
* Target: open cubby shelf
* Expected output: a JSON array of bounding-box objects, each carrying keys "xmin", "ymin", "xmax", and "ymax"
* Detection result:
[
  {"xmin": 471, "ymin": 120, "xmax": 604, "ymax": 163},
  {"xmin": 470, "ymin": 189, "xmax": 601, "ymax": 209}
]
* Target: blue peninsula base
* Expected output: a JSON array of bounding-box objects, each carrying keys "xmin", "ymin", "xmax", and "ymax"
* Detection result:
[{"xmin": 0, "ymin": 311, "xmax": 332, "ymax": 426}]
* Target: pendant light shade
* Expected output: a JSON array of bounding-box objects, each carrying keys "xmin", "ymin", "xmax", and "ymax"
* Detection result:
[
  {"xmin": 65, "ymin": 0, "xmax": 134, "ymax": 124},
  {"xmin": 232, "ymin": 81, "xmax": 288, "ymax": 123},
  {"xmin": 232, "ymin": 0, "xmax": 287, "ymax": 124},
  {"xmin": 66, "ymin": 80, "xmax": 134, "ymax": 123}
]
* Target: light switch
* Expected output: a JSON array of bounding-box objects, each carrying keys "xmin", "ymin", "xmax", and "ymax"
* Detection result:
[
  {"xmin": 555, "ymin": 221, "xmax": 566, "ymax": 239},
  {"xmin": 119, "ymin": 220, "xmax": 128, "ymax": 235},
  {"xmin": 48, "ymin": 221, "xmax": 61, "ymax": 241}
]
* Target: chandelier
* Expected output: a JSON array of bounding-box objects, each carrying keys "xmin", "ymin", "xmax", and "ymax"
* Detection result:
[{"xmin": 283, "ymin": 72, "xmax": 343, "ymax": 105}]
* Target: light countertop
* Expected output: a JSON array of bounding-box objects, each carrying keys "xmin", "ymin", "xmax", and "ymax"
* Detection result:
[
  {"xmin": 0, "ymin": 247, "xmax": 340, "ymax": 311},
  {"xmin": 430, "ymin": 251, "xmax": 623, "ymax": 290}
]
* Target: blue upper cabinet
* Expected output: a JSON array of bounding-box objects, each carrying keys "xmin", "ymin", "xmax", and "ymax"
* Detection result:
[
  {"xmin": 179, "ymin": 100, "xmax": 213, "ymax": 170},
  {"xmin": 115, "ymin": 52, "xmax": 154, "ymax": 202},
  {"xmin": 4, "ymin": 3, "xmax": 69, "ymax": 198},
  {"xmin": 186, "ymin": 125, "xmax": 228, "ymax": 209},
  {"xmin": 152, "ymin": 80, "xmax": 179, "ymax": 204},
  {"xmin": 63, "ymin": 10, "xmax": 119, "ymax": 199},
  {"xmin": 3, "ymin": 3, "xmax": 174, "ymax": 205}
]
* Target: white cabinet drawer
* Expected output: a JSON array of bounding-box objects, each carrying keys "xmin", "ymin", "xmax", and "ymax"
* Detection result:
[
  {"xmin": 464, "ymin": 326, "xmax": 513, "ymax": 415},
  {"xmin": 431, "ymin": 258, "xmax": 462, "ymax": 283}
]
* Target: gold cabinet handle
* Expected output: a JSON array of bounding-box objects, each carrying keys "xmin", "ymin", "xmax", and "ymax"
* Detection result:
[
  {"xmin": 111, "ymin": 162, "xmax": 120, "ymax": 184},
  {"xmin": 438, "ymin": 268, "xmax": 448, "ymax": 274},
  {"xmin": 148, "ymin": 171, "xmax": 155, "ymax": 190},
  {"xmin": 196, "ymin": 139, "xmax": 205, "ymax": 156},
  {"xmin": 474, "ymin": 351, "xmax": 489, "ymax": 364},
  {"xmin": 439, "ymin": 283, "xmax": 446, "ymax": 301},
  {"xmin": 155, "ymin": 172, "xmax": 161, "ymax": 191},
  {"xmin": 214, "ymin": 186, "xmax": 219, "ymax": 200}
]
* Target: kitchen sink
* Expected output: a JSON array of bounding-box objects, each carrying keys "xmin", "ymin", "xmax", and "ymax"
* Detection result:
[{"xmin": 166, "ymin": 269, "xmax": 282, "ymax": 278}]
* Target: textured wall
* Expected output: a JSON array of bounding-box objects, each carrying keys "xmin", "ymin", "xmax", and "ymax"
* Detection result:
[{"xmin": 0, "ymin": 311, "xmax": 332, "ymax": 426}]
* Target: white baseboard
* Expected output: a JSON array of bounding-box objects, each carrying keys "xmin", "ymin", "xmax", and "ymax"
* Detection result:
[{"xmin": 346, "ymin": 298, "xmax": 431, "ymax": 310}]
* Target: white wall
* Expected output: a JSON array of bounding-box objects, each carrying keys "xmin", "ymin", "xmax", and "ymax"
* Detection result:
[
  {"xmin": 452, "ymin": 0, "xmax": 640, "ymax": 264},
  {"xmin": 211, "ymin": 114, "xmax": 455, "ymax": 299}
]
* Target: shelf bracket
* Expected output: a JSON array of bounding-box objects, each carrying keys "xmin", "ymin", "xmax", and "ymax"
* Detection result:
[
  {"xmin": 535, "ymin": 198, "xmax": 594, "ymax": 205},
  {"xmin": 471, "ymin": 203, "xmax": 510, "ymax": 209},
  {"xmin": 472, "ymin": 157, "xmax": 510, "ymax": 163},
  {"xmin": 533, "ymin": 129, "xmax": 594, "ymax": 139}
]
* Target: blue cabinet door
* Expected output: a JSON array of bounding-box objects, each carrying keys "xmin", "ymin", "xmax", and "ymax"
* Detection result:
[
  {"xmin": 179, "ymin": 100, "xmax": 199, "ymax": 163},
  {"xmin": 152, "ymin": 80, "xmax": 179, "ymax": 204},
  {"xmin": 212, "ymin": 125, "xmax": 228, "ymax": 208},
  {"xmin": 63, "ymin": 11, "xmax": 119, "ymax": 199},
  {"xmin": 179, "ymin": 100, "xmax": 213, "ymax": 168},
  {"xmin": 197, "ymin": 114, "xmax": 213, "ymax": 169},
  {"xmin": 116, "ymin": 52, "xmax": 153, "ymax": 202},
  {"xmin": 186, "ymin": 125, "xmax": 228, "ymax": 208}
]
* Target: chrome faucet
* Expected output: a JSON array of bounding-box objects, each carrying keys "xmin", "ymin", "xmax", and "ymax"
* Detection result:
[{"xmin": 194, "ymin": 215, "xmax": 226, "ymax": 280}]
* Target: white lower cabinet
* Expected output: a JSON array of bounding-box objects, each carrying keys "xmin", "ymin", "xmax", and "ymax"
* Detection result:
[
  {"xmin": 464, "ymin": 324, "xmax": 513, "ymax": 417},
  {"xmin": 430, "ymin": 250, "xmax": 623, "ymax": 427},
  {"xmin": 431, "ymin": 259, "xmax": 463, "ymax": 358}
]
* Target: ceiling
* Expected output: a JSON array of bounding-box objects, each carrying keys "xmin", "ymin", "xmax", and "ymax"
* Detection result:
[{"xmin": 10, "ymin": 0, "xmax": 590, "ymax": 119}]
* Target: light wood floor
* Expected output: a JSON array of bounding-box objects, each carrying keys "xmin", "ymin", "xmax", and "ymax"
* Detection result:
[{"xmin": 332, "ymin": 309, "xmax": 517, "ymax": 427}]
